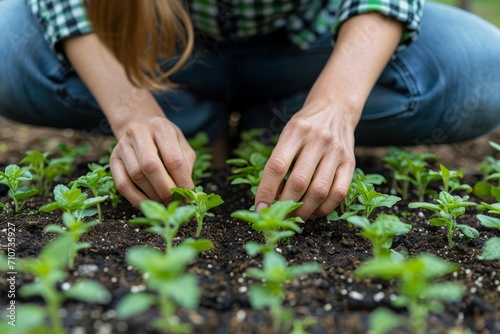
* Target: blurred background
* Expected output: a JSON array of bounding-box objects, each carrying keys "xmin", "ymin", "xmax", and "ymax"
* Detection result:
[{"xmin": 0, "ymin": 0, "xmax": 499, "ymax": 169}]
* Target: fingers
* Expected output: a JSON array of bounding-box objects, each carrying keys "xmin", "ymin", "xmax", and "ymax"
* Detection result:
[
  {"xmin": 109, "ymin": 116, "xmax": 195, "ymax": 208},
  {"xmin": 254, "ymin": 132, "xmax": 300, "ymax": 211}
]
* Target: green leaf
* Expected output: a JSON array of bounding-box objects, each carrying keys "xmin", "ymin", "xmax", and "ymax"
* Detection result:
[
  {"xmin": 20, "ymin": 281, "xmax": 45, "ymax": 298},
  {"xmin": 368, "ymin": 308, "xmax": 404, "ymax": 334},
  {"xmin": 287, "ymin": 262, "xmax": 322, "ymax": 278},
  {"xmin": 140, "ymin": 200, "xmax": 170, "ymax": 220},
  {"xmin": 13, "ymin": 186, "xmax": 39, "ymax": 200},
  {"xmin": 117, "ymin": 292, "xmax": 156, "ymax": 319},
  {"xmin": 65, "ymin": 280, "xmax": 111, "ymax": 304},
  {"xmin": 160, "ymin": 274, "xmax": 200, "ymax": 309},
  {"xmin": 13, "ymin": 304, "xmax": 47, "ymax": 330},
  {"xmin": 457, "ymin": 224, "xmax": 479, "ymax": 239},
  {"xmin": 420, "ymin": 282, "xmax": 464, "ymax": 301},
  {"xmin": 408, "ymin": 202, "xmax": 440, "ymax": 211},
  {"xmin": 347, "ymin": 216, "xmax": 370, "ymax": 229},
  {"xmin": 429, "ymin": 218, "xmax": 449, "ymax": 227},
  {"xmin": 477, "ymin": 214, "xmax": 500, "ymax": 230},
  {"xmin": 244, "ymin": 242, "xmax": 267, "ymax": 257},
  {"xmin": 43, "ymin": 224, "xmax": 67, "ymax": 234},
  {"xmin": 181, "ymin": 238, "xmax": 214, "ymax": 252},
  {"xmin": 248, "ymin": 284, "xmax": 279, "ymax": 310},
  {"xmin": 473, "ymin": 181, "xmax": 492, "ymax": 197},
  {"xmin": 478, "ymin": 237, "xmax": 500, "ymax": 260}
]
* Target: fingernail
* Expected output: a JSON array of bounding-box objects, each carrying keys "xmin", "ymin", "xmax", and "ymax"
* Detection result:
[{"xmin": 256, "ymin": 202, "xmax": 268, "ymax": 212}]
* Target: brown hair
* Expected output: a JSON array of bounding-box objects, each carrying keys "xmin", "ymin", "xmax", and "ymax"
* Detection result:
[{"xmin": 87, "ymin": 0, "xmax": 194, "ymax": 90}]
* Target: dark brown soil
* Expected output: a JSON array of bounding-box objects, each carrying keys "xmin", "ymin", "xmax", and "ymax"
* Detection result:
[{"xmin": 0, "ymin": 118, "xmax": 499, "ymax": 333}]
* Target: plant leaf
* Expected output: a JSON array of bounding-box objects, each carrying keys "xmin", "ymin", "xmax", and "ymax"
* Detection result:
[
  {"xmin": 457, "ymin": 224, "xmax": 479, "ymax": 239},
  {"xmin": 478, "ymin": 237, "xmax": 500, "ymax": 260},
  {"xmin": 65, "ymin": 280, "xmax": 112, "ymax": 304},
  {"xmin": 117, "ymin": 292, "xmax": 156, "ymax": 319}
]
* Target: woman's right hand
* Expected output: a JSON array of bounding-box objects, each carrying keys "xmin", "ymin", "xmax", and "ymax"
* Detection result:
[
  {"xmin": 110, "ymin": 114, "xmax": 196, "ymax": 207},
  {"xmin": 64, "ymin": 33, "xmax": 195, "ymax": 207}
]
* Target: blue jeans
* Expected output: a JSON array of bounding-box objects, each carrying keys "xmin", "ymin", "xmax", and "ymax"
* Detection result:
[{"xmin": 0, "ymin": 0, "xmax": 499, "ymax": 145}]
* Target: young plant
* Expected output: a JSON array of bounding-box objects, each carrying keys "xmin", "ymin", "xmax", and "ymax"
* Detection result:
[
  {"xmin": 383, "ymin": 147, "xmax": 438, "ymax": 200},
  {"xmin": 117, "ymin": 245, "xmax": 200, "ymax": 334},
  {"xmin": 328, "ymin": 168, "xmax": 387, "ymax": 221},
  {"xmin": 476, "ymin": 208, "xmax": 500, "ymax": 260},
  {"xmin": 232, "ymin": 128, "xmax": 276, "ymax": 161},
  {"xmin": 39, "ymin": 184, "xmax": 108, "ymax": 221},
  {"xmin": 409, "ymin": 191, "xmax": 478, "ymax": 248},
  {"xmin": 246, "ymin": 251, "xmax": 322, "ymax": 333},
  {"xmin": 227, "ymin": 151, "xmax": 268, "ymax": 195},
  {"xmin": 56, "ymin": 142, "xmax": 90, "ymax": 160},
  {"xmin": 130, "ymin": 200, "xmax": 213, "ymax": 253},
  {"xmin": 430, "ymin": 164, "xmax": 472, "ymax": 194},
  {"xmin": 188, "ymin": 132, "xmax": 213, "ymax": 185},
  {"xmin": 232, "ymin": 201, "xmax": 304, "ymax": 256},
  {"xmin": 20, "ymin": 150, "xmax": 74, "ymax": 196},
  {"xmin": 473, "ymin": 141, "xmax": 500, "ymax": 201},
  {"xmin": 0, "ymin": 164, "xmax": 39, "ymax": 213},
  {"xmin": 353, "ymin": 180, "xmax": 401, "ymax": 219},
  {"xmin": 347, "ymin": 214, "xmax": 411, "ymax": 257},
  {"xmin": 44, "ymin": 212, "xmax": 99, "ymax": 268},
  {"xmin": 70, "ymin": 163, "xmax": 113, "ymax": 220},
  {"xmin": 0, "ymin": 237, "xmax": 111, "ymax": 333},
  {"xmin": 356, "ymin": 253, "xmax": 464, "ymax": 334},
  {"xmin": 171, "ymin": 186, "xmax": 224, "ymax": 238}
]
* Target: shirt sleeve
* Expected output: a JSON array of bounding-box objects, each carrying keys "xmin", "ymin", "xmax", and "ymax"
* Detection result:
[
  {"xmin": 332, "ymin": 0, "xmax": 424, "ymax": 51},
  {"xmin": 26, "ymin": 0, "xmax": 93, "ymax": 60}
]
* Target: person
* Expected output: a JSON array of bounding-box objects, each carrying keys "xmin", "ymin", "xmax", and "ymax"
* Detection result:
[{"xmin": 0, "ymin": 0, "xmax": 499, "ymax": 220}]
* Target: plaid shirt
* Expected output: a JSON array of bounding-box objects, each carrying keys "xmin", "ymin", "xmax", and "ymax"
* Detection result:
[{"xmin": 26, "ymin": 0, "xmax": 424, "ymax": 59}]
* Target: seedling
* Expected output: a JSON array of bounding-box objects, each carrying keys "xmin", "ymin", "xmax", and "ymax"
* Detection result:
[
  {"xmin": 117, "ymin": 245, "xmax": 200, "ymax": 334},
  {"xmin": 473, "ymin": 141, "xmax": 500, "ymax": 200},
  {"xmin": 232, "ymin": 201, "xmax": 304, "ymax": 256},
  {"xmin": 188, "ymin": 132, "xmax": 213, "ymax": 185},
  {"xmin": 409, "ymin": 191, "xmax": 478, "ymax": 248},
  {"xmin": 347, "ymin": 214, "xmax": 411, "ymax": 257},
  {"xmin": 70, "ymin": 163, "xmax": 113, "ymax": 220},
  {"xmin": 0, "ymin": 237, "xmax": 111, "ymax": 333},
  {"xmin": 171, "ymin": 186, "xmax": 224, "ymax": 238},
  {"xmin": 232, "ymin": 128, "xmax": 276, "ymax": 161},
  {"xmin": 356, "ymin": 253, "xmax": 464, "ymax": 334},
  {"xmin": 353, "ymin": 180, "xmax": 401, "ymax": 219},
  {"xmin": 328, "ymin": 169, "xmax": 387, "ymax": 221},
  {"xmin": 0, "ymin": 164, "xmax": 39, "ymax": 213},
  {"xmin": 383, "ymin": 147, "xmax": 438, "ymax": 200},
  {"xmin": 44, "ymin": 212, "xmax": 99, "ymax": 268},
  {"xmin": 56, "ymin": 143, "xmax": 90, "ymax": 160},
  {"xmin": 39, "ymin": 184, "xmax": 108, "ymax": 221},
  {"xmin": 246, "ymin": 251, "xmax": 322, "ymax": 333},
  {"xmin": 20, "ymin": 150, "xmax": 74, "ymax": 196},
  {"xmin": 130, "ymin": 200, "xmax": 213, "ymax": 253},
  {"xmin": 227, "ymin": 152, "xmax": 268, "ymax": 195},
  {"xmin": 476, "ymin": 211, "xmax": 500, "ymax": 260},
  {"xmin": 430, "ymin": 164, "xmax": 472, "ymax": 194}
]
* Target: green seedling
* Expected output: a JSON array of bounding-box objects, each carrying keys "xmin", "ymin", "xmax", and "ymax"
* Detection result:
[
  {"xmin": 70, "ymin": 163, "xmax": 113, "ymax": 220},
  {"xmin": 39, "ymin": 184, "xmax": 108, "ymax": 221},
  {"xmin": 44, "ymin": 212, "xmax": 99, "ymax": 268},
  {"xmin": 353, "ymin": 180, "xmax": 401, "ymax": 219},
  {"xmin": 227, "ymin": 151, "xmax": 268, "ymax": 195},
  {"xmin": 473, "ymin": 141, "xmax": 500, "ymax": 201},
  {"xmin": 188, "ymin": 132, "xmax": 213, "ymax": 185},
  {"xmin": 171, "ymin": 186, "xmax": 224, "ymax": 238},
  {"xmin": 130, "ymin": 200, "xmax": 213, "ymax": 253},
  {"xmin": 232, "ymin": 201, "xmax": 304, "ymax": 256},
  {"xmin": 246, "ymin": 251, "xmax": 322, "ymax": 333},
  {"xmin": 0, "ymin": 237, "xmax": 111, "ymax": 334},
  {"xmin": 20, "ymin": 150, "xmax": 74, "ymax": 196},
  {"xmin": 56, "ymin": 143, "xmax": 90, "ymax": 160},
  {"xmin": 0, "ymin": 164, "xmax": 39, "ymax": 213},
  {"xmin": 383, "ymin": 147, "xmax": 438, "ymax": 200},
  {"xmin": 430, "ymin": 164, "xmax": 472, "ymax": 194},
  {"xmin": 476, "ymin": 212, "xmax": 500, "ymax": 260},
  {"xmin": 232, "ymin": 128, "xmax": 277, "ymax": 161},
  {"xmin": 98, "ymin": 139, "xmax": 118, "ymax": 165},
  {"xmin": 328, "ymin": 168, "xmax": 386, "ymax": 221},
  {"xmin": 356, "ymin": 253, "xmax": 464, "ymax": 334},
  {"xmin": 347, "ymin": 214, "xmax": 411, "ymax": 257},
  {"xmin": 409, "ymin": 191, "xmax": 478, "ymax": 248},
  {"xmin": 117, "ymin": 245, "xmax": 200, "ymax": 334}
]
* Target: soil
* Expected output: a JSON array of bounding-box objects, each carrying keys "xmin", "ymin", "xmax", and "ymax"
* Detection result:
[{"xmin": 0, "ymin": 118, "xmax": 499, "ymax": 334}]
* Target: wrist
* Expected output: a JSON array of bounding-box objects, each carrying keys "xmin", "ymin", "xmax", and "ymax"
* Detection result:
[{"xmin": 303, "ymin": 94, "xmax": 362, "ymax": 130}]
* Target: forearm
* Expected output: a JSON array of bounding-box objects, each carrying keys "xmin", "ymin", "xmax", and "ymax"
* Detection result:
[
  {"xmin": 63, "ymin": 34, "xmax": 163, "ymax": 138},
  {"xmin": 305, "ymin": 12, "xmax": 404, "ymax": 128}
]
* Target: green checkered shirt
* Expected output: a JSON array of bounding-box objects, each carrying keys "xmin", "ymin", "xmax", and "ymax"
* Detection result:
[{"xmin": 26, "ymin": 0, "xmax": 423, "ymax": 59}]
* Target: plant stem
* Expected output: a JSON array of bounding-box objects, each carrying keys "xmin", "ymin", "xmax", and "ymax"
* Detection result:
[
  {"xmin": 448, "ymin": 223, "xmax": 455, "ymax": 248},
  {"xmin": 195, "ymin": 215, "xmax": 202, "ymax": 238},
  {"xmin": 46, "ymin": 291, "xmax": 64, "ymax": 333}
]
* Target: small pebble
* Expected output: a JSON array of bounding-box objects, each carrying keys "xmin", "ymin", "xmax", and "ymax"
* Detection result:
[
  {"xmin": 348, "ymin": 291, "xmax": 364, "ymax": 300},
  {"xmin": 61, "ymin": 282, "xmax": 71, "ymax": 291},
  {"xmin": 238, "ymin": 286, "xmax": 248, "ymax": 293}
]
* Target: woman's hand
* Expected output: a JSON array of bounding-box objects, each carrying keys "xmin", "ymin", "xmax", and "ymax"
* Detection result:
[
  {"xmin": 255, "ymin": 97, "xmax": 357, "ymax": 220},
  {"xmin": 255, "ymin": 12, "xmax": 404, "ymax": 220},
  {"xmin": 64, "ymin": 33, "xmax": 195, "ymax": 207},
  {"xmin": 110, "ymin": 114, "xmax": 195, "ymax": 207}
]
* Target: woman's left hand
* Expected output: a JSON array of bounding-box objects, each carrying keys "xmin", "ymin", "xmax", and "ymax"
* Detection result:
[{"xmin": 255, "ymin": 97, "xmax": 357, "ymax": 220}]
